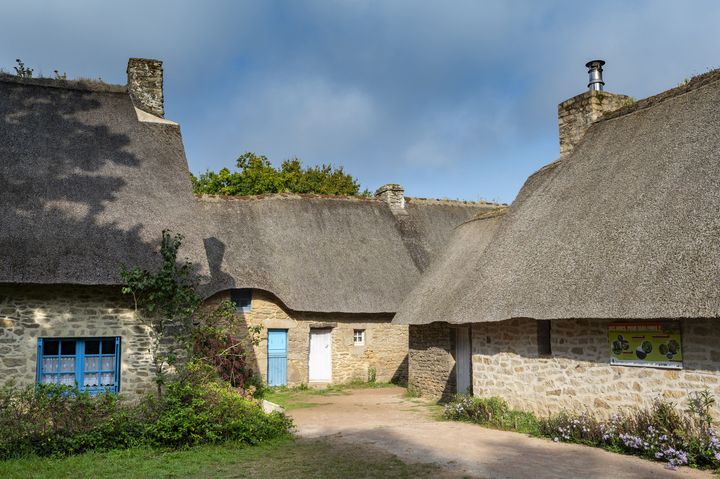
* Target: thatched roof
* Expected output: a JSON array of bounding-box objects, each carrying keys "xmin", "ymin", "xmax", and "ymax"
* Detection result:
[
  {"xmin": 395, "ymin": 70, "xmax": 720, "ymax": 325},
  {"xmin": 0, "ymin": 73, "xmax": 497, "ymax": 313},
  {"xmin": 199, "ymin": 195, "xmax": 492, "ymax": 313},
  {"xmin": 0, "ymin": 74, "xmax": 208, "ymax": 285}
]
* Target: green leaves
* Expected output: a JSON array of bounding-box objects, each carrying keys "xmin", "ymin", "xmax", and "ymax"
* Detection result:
[
  {"xmin": 120, "ymin": 230, "xmax": 203, "ymax": 396},
  {"xmin": 191, "ymin": 152, "xmax": 368, "ymax": 197}
]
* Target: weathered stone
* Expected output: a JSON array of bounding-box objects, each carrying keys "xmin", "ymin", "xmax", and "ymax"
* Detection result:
[
  {"xmin": 411, "ymin": 317, "xmax": 720, "ymax": 418},
  {"xmin": 203, "ymin": 290, "xmax": 408, "ymax": 386}
]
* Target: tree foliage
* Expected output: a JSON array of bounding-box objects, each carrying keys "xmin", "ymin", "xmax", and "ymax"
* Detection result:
[{"xmin": 191, "ymin": 152, "xmax": 369, "ymax": 197}]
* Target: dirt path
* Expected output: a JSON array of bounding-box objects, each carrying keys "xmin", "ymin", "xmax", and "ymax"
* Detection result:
[{"xmin": 289, "ymin": 387, "xmax": 713, "ymax": 479}]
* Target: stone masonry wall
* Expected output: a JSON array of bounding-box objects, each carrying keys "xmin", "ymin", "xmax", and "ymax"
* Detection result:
[
  {"xmin": 408, "ymin": 322, "xmax": 456, "ymax": 400},
  {"xmin": 472, "ymin": 318, "xmax": 720, "ymax": 417},
  {"xmin": 0, "ymin": 284, "xmax": 156, "ymax": 398},
  {"xmin": 558, "ymin": 90, "xmax": 632, "ymax": 157},
  {"xmin": 127, "ymin": 58, "xmax": 164, "ymax": 117},
  {"xmin": 204, "ymin": 289, "xmax": 408, "ymax": 386}
]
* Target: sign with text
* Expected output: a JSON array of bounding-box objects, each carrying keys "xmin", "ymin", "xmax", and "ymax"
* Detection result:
[{"xmin": 608, "ymin": 323, "xmax": 682, "ymax": 370}]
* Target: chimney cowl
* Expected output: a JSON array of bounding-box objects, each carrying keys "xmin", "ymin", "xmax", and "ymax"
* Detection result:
[
  {"xmin": 586, "ymin": 60, "xmax": 605, "ymax": 91},
  {"xmin": 127, "ymin": 58, "xmax": 164, "ymax": 117}
]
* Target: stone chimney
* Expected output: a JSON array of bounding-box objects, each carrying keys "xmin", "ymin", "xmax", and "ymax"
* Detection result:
[
  {"xmin": 558, "ymin": 60, "xmax": 632, "ymax": 157},
  {"xmin": 375, "ymin": 184, "xmax": 406, "ymax": 214},
  {"xmin": 127, "ymin": 58, "xmax": 164, "ymax": 117}
]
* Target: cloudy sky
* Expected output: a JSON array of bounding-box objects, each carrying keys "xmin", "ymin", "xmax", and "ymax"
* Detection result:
[{"xmin": 2, "ymin": 1, "xmax": 718, "ymax": 203}]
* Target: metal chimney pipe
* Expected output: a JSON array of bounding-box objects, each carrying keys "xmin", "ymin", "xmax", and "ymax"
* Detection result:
[{"xmin": 586, "ymin": 60, "xmax": 605, "ymax": 91}]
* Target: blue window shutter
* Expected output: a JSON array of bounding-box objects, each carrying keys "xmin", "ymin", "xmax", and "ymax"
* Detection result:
[
  {"xmin": 36, "ymin": 338, "xmax": 43, "ymax": 384},
  {"xmin": 115, "ymin": 337, "xmax": 121, "ymax": 393},
  {"xmin": 76, "ymin": 340, "xmax": 85, "ymax": 390}
]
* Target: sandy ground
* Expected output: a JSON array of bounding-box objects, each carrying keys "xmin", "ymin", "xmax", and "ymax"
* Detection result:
[{"xmin": 289, "ymin": 387, "xmax": 713, "ymax": 479}]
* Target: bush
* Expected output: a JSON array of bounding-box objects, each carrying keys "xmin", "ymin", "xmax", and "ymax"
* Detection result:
[
  {"xmin": 538, "ymin": 393, "xmax": 720, "ymax": 470},
  {"xmin": 443, "ymin": 395, "xmax": 540, "ymax": 434},
  {"xmin": 444, "ymin": 391, "xmax": 720, "ymax": 471},
  {"xmin": 0, "ymin": 374, "xmax": 292, "ymax": 460},
  {"xmin": 142, "ymin": 375, "xmax": 291, "ymax": 448},
  {"xmin": 0, "ymin": 383, "xmax": 143, "ymax": 459}
]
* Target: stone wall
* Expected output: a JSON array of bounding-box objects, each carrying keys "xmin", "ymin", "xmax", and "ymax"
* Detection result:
[
  {"xmin": 471, "ymin": 318, "xmax": 720, "ymax": 417},
  {"xmin": 558, "ymin": 90, "xmax": 632, "ymax": 157},
  {"xmin": 0, "ymin": 284, "xmax": 156, "ymax": 398},
  {"xmin": 204, "ymin": 289, "xmax": 408, "ymax": 386},
  {"xmin": 408, "ymin": 322, "xmax": 456, "ymax": 400}
]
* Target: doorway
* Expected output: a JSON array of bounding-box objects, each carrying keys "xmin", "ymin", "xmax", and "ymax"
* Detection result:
[
  {"xmin": 267, "ymin": 329, "xmax": 288, "ymax": 386},
  {"xmin": 309, "ymin": 329, "xmax": 332, "ymax": 382},
  {"xmin": 456, "ymin": 326, "xmax": 472, "ymax": 394}
]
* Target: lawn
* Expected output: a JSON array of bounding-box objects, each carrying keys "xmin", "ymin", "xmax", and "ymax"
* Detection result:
[
  {"xmin": 263, "ymin": 381, "xmax": 396, "ymax": 410},
  {"xmin": 0, "ymin": 437, "xmax": 447, "ymax": 479}
]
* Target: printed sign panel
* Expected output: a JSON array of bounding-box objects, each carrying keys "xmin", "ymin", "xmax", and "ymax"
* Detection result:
[{"xmin": 608, "ymin": 323, "xmax": 682, "ymax": 370}]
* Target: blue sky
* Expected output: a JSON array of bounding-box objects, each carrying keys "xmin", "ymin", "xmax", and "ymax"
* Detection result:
[{"xmin": 2, "ymin": 1, "xmax": 719, "ymax": 203}]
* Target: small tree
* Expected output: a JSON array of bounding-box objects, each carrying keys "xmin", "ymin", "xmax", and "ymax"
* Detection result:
[
  {"xmin": 121, "ymin": 230, "xmax": 202, "ymax": 396},
  {"xmin": 191, "ymin": 152, "xmax": 370, "ymax": 197}
]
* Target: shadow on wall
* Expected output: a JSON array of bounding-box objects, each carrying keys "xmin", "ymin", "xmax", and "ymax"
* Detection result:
[
  {"xmin": 391, "ymin": 355, "xmax": 409, "ymax": 386},
  {"xmin": 0, "ymin": 80, "xmax": 197, "ymax": 284},
  {"xmin": 471, "ymin": 317, "xmax": 720, "ymax": 374},
  {"xmin": 200, "ymin": 238, "xmax": 261, "ymax": 380}
]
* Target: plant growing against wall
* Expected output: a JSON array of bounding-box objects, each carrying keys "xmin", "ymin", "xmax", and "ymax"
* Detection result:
[
  {"xmin": 189, "ymin": 299, "xmax": 263, "ymax": 394},
  {"xmin": 121, "ymin": 230, "xmax": 202, "ymax": 396}
]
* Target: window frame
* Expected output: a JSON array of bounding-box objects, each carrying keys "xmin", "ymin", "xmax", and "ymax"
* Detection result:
[
  {"xmin": 353, "ymin": 329, "xmax": 365, "ymax": 346},
  {"xmin": 230, "ymin": 288, "xmax": 253, "ymax": 313},
  {"xmin": 36, "ymin": 337, "xmax": 121, "ymax": 394}
]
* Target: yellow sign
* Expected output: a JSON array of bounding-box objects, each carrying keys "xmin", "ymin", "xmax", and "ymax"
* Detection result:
[{"xmin": 608, "ymin": 323, "xmax": 682, "ymax": 370}]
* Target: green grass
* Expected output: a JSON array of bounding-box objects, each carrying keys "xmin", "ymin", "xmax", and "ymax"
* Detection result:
[
  {"xmin": 264, "ymin": 381, "xmax": 396, "ymax": 410},
  {"xmin": 0, "ymin": 437, "xmax": 445, "ymax": 479}
]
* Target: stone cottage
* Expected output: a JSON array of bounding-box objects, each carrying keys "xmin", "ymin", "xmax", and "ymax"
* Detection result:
[
  {"xmin": 395, "ymin": 64, "xmax": 720, "ymax": 416},
  {"xmin": 0, "ymin": 58, "xmax": 498, "ymax": 396}
]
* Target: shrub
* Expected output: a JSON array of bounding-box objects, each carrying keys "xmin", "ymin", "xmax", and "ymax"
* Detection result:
[
  {"xmin": 141, "ymin": 370, "xmax": 291, "ymax": 448},
  {"xmin": 443, "ymin": 395, "xmax": 540, "ymax": 434},
  {"xmin": 0, "ymin": 375, "xmax": 292, "ymax": 460},
  {"xmin": 0, "ymin": 383, "xmax": 143, "ymax": 459},
  {"xmin": 445, "ymin": 391, "xmax": 720, "ymax": 471}
]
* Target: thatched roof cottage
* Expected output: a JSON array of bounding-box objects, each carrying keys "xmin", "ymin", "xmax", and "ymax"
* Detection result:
[
  {"xmin": 0, "ymin": 58, "xmax": 498, "ymax": 396},
  {"xmin": 395, "ymin": 65, "xmax": 720, "ymax": 415}
]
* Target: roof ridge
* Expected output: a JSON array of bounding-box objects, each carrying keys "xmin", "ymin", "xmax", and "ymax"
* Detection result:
[
  {"xmin": 597, "ymin": 68, "xmax": 720, "ymax": 123},
  {"xmin": 196, "ymin": 193, "xmax": 381, "ymax": 203},
  {"xmin": 405, "ymin": 196, "xmax": 505, "ymax": 206},
  {"xmin": 0, "ymin": 73, "xmax": 125, "ymax": 93}
]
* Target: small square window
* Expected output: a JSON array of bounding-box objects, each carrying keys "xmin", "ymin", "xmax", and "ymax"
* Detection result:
[
  {"xmin": 230, "ymin": 289, "xmax": 252, "ymax": 313},
  {"xmin": 353, "ymin": 329, "xmax": 365, "ymax": 346}
]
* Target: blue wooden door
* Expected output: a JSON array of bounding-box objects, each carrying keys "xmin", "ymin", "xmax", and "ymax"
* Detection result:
[{"xmin": 267, "ymin": 330, "xmax": 288, "ymax": 386}]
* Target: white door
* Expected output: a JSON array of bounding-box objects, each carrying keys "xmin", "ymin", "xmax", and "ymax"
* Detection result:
[
  {"xmin": 309, "ymin": 329, "xmax": 332, "ymax": 382},
  {"xmin": 456, "ymin": 327, "xmax": 471, "ymax": 394}
]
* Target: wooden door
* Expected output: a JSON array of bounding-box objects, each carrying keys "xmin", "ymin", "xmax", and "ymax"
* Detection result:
[
  {"xmin": 309, "ymin": 329, "xmax": 332, "ymax": 382},
  {"xmin": 456, "ymin": 326, "xmax": 472, "ymax": 395},
  {"xmin": 267, "ymin": 329, "xmax": 288, "ymax": 386}
]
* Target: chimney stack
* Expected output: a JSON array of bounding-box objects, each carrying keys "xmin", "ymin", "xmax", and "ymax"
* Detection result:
[
  {"xmin": 375, "ymin": 184, "xmax": 406, "ymax": 214},
  {"xmin": 558, "ymin": 60, "xmax": 631, "ymax": 157},
  {"xmin": 127, "ymin": 58, "xmax": 164, "ymax": 117}
]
